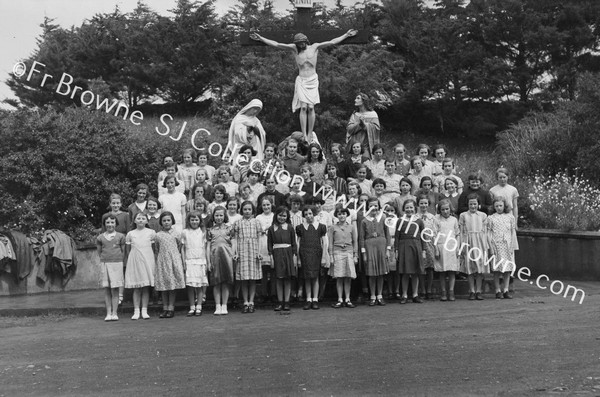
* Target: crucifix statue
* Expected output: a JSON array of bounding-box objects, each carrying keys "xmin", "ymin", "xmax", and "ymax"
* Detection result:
[{"xmin": 241, "ymin": 0, "xmax": 368, "ymax": 143}]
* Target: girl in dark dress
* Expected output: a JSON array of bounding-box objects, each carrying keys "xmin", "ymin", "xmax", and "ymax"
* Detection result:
[
  {"xmin": 267, "ymin": 206, "xmax": 298, "ymax": 311},
  {"xmin": 296, "ymin": 205, "xmax": 328, "ymax": 310}
]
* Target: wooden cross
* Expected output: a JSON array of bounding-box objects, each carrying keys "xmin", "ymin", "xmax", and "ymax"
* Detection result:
[{"xmin": 240, "ymin": 0, "xmax": 369, "ymax": 46}]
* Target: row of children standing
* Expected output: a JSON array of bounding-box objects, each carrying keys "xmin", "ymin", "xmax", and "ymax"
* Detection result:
[{"xmin": 96, "ymin": 141, "xmax": 520, "ymax": 319}]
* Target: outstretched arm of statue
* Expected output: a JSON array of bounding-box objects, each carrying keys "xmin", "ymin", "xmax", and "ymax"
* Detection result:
[
  {"xmin": 314, "ymin": 29, "xmax": 358, "ymax": 49},
  {"xmin": 250, "ymin": 32, "xmax": 296, "ymax": 50}
]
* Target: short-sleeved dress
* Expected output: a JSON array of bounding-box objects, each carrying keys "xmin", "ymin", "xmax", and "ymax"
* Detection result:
[
  {"xmin": 154, "ymin": 230, "xmax": 185, "ymax": 291},
  {"xmin": 96, "ymin": 232, "xmax": 126, "ymax": 288},
  {"xmin": 418, "ymin": 212, "xmax": 436, "ymax": 270},
  {"xmin": 207, "ymin": 224, "xmax": 234, "ymax": 285},
  {"xmin": 296, "ymin": 222, "xmax": 327, "ymax": 279},
  {"xmin": 328, "ymin": 221, "xmax": 357, "ymax": 279},
  {"xmin": 459, "ymin": 211, "xmax": 489, "ymax": 274},
  {"xmin": 158, "ymin": 192, "xmax": 187, "ymax": 233},
  {"xmin": 489, "ymin": 184, "xmax": 519, "ymax": 211},
  {"xmin": 486, "ymin": 213, "xmax": 518, "ymax": 273},
  {"xmin": 267, "ymin": 224, "xmax": 297, "ymax": 279},
  {"xmin": 360, "ymin": 215, "xmax": 390, "ymax": 276},
  {"xmin": 395, "ymin": 215, "xmax": 425, "ymax": 275},
  {"xmin": 433, "ymin": 214, "xmax": 460, "ymax": 272},
  {"xmin": 181, "ymin": 228, "xmax": 208, "ymax": 288},
  {"xmin": 125, "ymin": 228, "xmax": 156, "ymax": 288},
  {"xmin": 256, "ymin": 213, "xmax": 274, "ymax": 267},
  {"xmin": 233, "ymin": 218, "xmax": 262, "ymax": 281}
]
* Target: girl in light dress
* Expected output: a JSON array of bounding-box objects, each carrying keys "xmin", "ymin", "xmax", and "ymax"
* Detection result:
[
  {"xmin": 207, "ymin": 206, "xmax": 234, "ymax": 315},
  {"xmin": 433, "ymin": 199, "xmax": 460, "ymax": 301},
  {"xmin": 96, "ymin": 215, "xmax": 126, "ymax": 321},
  {"xmin": 487, "ymin": 196, "xmax": 518, "ymax": 299},
  {"xmin": 158, "ymin": 163, "xmax": 185, "ymax": 197},
  {"xmin": 154, "ymin": 211, "xmax": 185, "ymax": 318},
  {"xmin": 364, "ymin": 143, "xmax": 386, "ymax": 179},
  {"xmin": 256, "ymin": 198, "xmax": 275, "ymax": 303},
  {"xmin": 208, "ymin": 184, "xmax": 229, "ymax": 216},
  {"xmin": 459, "ymin": 193, "xmax": 490, "ymax": 300},
  {"xmin": 179, "ymin": 148, "xmax": 199, "ymax": 195},
  {"xmin": 416, "ymin": 194, "xmax": 436, "ymax": 299},
  {"xmin": 267, "ymin": 206, "xmax": 298, "ymax": 311},
  {"xmin": 181, "ymin": 211, "xmax": 209, "ymax": 316},
  {"xmin": 196, "ymin": 149, "xmax": 216, "ymax": 184},
  {"xmin": 232, "ymin": 201, "xmax": 262, "ymax": 313},
  {"xmin": 354, "ymin": 165, "xmax": 373, "ymax": 197},
  {"xmin": 328, "ymin": 207, "xmax": 358, "ymax": 308},
  {"xmin": 215, "ymin": 166, "xmax": 239, "ymax": 198},
  {"xmin": 226, "ymin": 197, "xmax": 242, "ymax": 226},
  {"xmin": 416, "ymin": 143, "xmax": 435, "ymax": 176},
  {"xmin": 306, "ymin": 143, "xmax": 327, "ymax": 185},
  {"xmin": 407, "ymin": 156, "xmax": 429, "ymax": 195},
  {"xmin": 158, "ymin": 176, "xmax": 187, "ymax": 234},
  {"xmin": 125, "ymin": 212, "xmax": 156, "ymax": 320},
  {"xmin": 489, "ymin": 167, "xmax": 519, "ymax": 222}
]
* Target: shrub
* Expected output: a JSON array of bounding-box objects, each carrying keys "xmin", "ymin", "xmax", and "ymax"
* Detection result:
[
  {"xmin": 0, "ymin": 107, "xmax": 147, "ymax": 239},
  {"xmin": 527, "ymin": 172, "xmax": 600, "ymax": 231}
]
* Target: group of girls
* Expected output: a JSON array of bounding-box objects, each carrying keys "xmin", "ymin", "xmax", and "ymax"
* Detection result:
[{"xmin": 96, "ymin": 141, "xmax": 520, "ymax": 320}]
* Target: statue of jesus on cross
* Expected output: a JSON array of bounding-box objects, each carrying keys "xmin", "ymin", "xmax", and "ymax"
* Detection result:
[{"xmin": 250, "ymin": 29, "xmax": 357, "ymax": 142}]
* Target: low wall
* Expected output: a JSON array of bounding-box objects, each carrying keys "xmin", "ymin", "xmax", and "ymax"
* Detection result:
[
  {"xmin": 2, "ymin": 229, "xmax": 598, "ymax": 296},
  {"xmin": 0, "ymin": 243, "xmax": 100, "ymax": 296},
  {"xmin": 516, "ymin": 229, "xmax": 600, "ymax": 281}
]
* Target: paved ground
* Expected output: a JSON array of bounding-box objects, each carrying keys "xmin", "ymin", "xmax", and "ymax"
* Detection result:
[{"xmin": 1, "ymin": 281, "xmax": 599, "ymax": 396}]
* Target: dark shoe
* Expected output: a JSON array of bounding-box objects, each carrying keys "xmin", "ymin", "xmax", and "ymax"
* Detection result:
[
  {"xmin": 165, "ymin": 310, "xmax": 174, "ymax": 318},
  {"xmin": 274, "ymin": 304, "xmax": 283, "ymax": 311},
  {"xmin": 311, "ymin": 302, "xmax": 319, "ymax": 310},
  {"xmin": 503, "ymin": 291, "xmax": 513, "ymax": 299},
  {"xmin": 448, "ymin": 291, "xmax": 456, "ymax": 301},
  {"xmin": 399, "ymin": 297, "xmax": 408, "ymax": 304},
  {"xmin": 195, "ymin": 308, "xmax": 202, "ymax": 316},
  {"xmin": 345, "ymin": 301, "xmax": 356, "ymax": 308},
  {"xmin": 377, "ymin": 298, "xmax": 386, "ymax": 306},
  {"xmin": 424, "ymin": 293, "xmax": 430, "ymax": 300},
  {"xmin": 303, "ymin": 302, "xmax": 312, "ymax": 310},
  {"xmin": 468, "ymin": 292, "xmax": 475, "ymax": 301},
  {"xmin": 395, "ymin": 293, "xmax": 402, "ymax": 300},
  {"xmin": 159, "ymin": 310, "xmax": 169, "ymax": 318},
  {"xmin": 475, "ymin": 292, "xmax": 484, "ymax": 300},
  {"xmin": 331, "ymin": 301, "xmax": 343, "ymax": 308},
  {"xmin": 495, "ymin": 292, "xmax": 503, "ymax": 299},
  {"xmin": 283, "ymin": 302, "xmax": 291, "ymax": 311},
  {"xmin": 249, "ymin": 304, "xmax": 255, "ymax": 313},
  {"xmin": 440, "ymin": 292, "xmax": 448, "ymax": 302},
  {"xmin": 412, "ymin": 296, "xmax": 424, "ymax": 303},
  {"xmin": 242, "ymin": 305, "xmax": 250, "ymax": 314},
  {"xmin": 368, "ymin": 299, "xmax": 376, "ymax": 306}
]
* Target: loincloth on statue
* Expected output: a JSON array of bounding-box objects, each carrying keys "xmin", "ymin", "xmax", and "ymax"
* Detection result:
[{"xmin": 292, "ymin": 74, "xmax": 320, "ymax": 112}]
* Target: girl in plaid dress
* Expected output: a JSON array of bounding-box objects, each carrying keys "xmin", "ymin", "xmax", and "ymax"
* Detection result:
[{"xmin": 233, "ymin": 201, "xmax": 262, "ymax": 313}]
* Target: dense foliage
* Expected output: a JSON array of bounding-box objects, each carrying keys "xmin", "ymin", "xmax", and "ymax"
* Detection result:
[{"xmin": 5, "ymin": 0, "xmax": 600, "ymax": 138}]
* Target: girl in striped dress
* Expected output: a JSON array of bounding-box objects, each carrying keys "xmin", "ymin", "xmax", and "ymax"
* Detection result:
[{"xmin": 232, "ymin": 201, "xmax": 262, "ymax": 313}]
